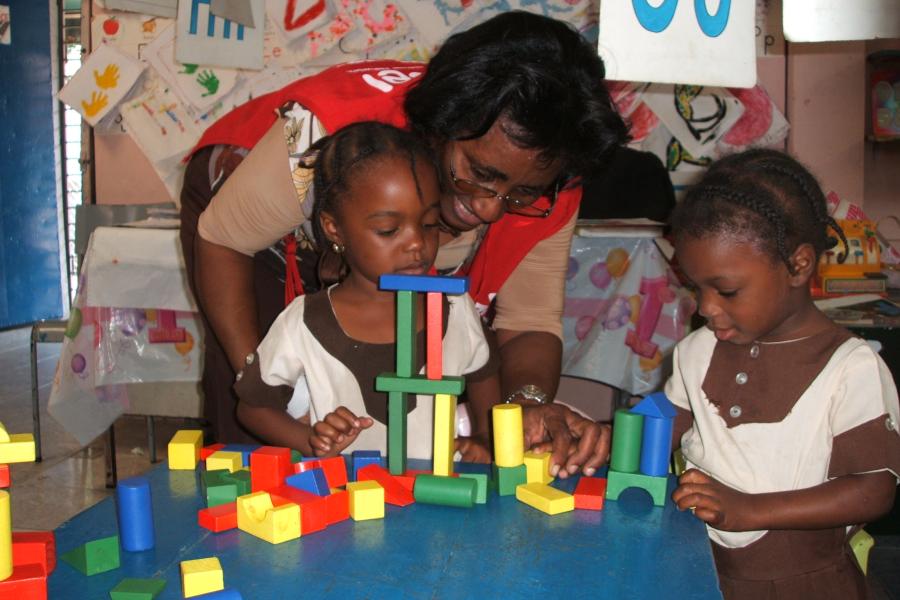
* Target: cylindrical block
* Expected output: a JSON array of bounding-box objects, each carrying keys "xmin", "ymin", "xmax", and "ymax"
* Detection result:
[
  {"xmin": 116, "ymin": 476, "xmax": 155, "ymax": 551},
  {"xmin": 640, "ymin": 415, "xmax": 674, "ymax": 477},
  {"xmin": 492, "ymin": 404, "xmax": 524, "ymax": 467},
  {"xmin": 610, "ymin": 409, "xmax": 643, "ymax": 473},
  {"xmin": 195, "ymin": 590, "xmax": 243, "ymax": 599},
  {"xmin": 0, "ymin": 491, "xmax": 11, "ymax": 581},
  {"xmin": 413, "ymin": 475, "xmax": 476, "ymax": 508}
]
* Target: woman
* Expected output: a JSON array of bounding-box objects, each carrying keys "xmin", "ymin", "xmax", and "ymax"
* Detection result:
[{"xmin": 181, "ymin": 11, "xmax": 629, "ymax": 478}]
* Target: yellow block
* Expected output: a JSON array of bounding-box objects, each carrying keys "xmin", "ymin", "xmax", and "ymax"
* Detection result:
[
  {"xmin": 236, "ymin": 492, "xmax": 301, "ymax": 544},
  {"xmin": 0, "ymin": 422, "xmax": 9, "ymax": 443},
  {"xmin": 432, "ymin": 394, "xmax": 456, "ymax": 477},
  {"xmin": 515, "ymin": 482, "xmax": 574, "ymax": 515},
  {"xmin": 0, "ymin": 491, "xmax": 11, "ymax": 581},
  {"xmin": 168, "ymin": 430, "xmax": 203, "ymax": 470},
  {"xmin": 492, "ymin": 404, "xmax": 524, "ymax": 467},
  {"xmin": 0, "ymin": 433, "xmax": 36, "ymax": 464},
  {"xmin": 206, "ymin": 451, "xmax": 243, "ymax": 473},
  {"xmin": 524, "ymin": 451, "xmax": 553, "ymax": 484},
  {"xmin": 346, "ymin": 480, "xmax": 384, "ymax": 521},
  {"xmin": 180, "ymin": 557, "xmax": 224, "ymax": 598}
]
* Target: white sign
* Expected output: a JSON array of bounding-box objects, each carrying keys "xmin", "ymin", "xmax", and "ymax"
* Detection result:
[
  {"xmin": 784, "ymin": 0, "xmax": 900, "ymax": 42},
  {"xmin": 598, "ymin": 0, "xmax": 757, "ymax": 88},
  {"xmin": 176, "ymin": 0, "xmax": 265, "ymax": 70}
]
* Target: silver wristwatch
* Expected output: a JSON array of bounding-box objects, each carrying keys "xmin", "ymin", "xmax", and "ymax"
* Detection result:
[{"xmin": 504, "ymin": 384, "xmax": 550, "ymax": 405}]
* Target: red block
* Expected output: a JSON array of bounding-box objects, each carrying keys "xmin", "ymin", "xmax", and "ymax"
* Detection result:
[
  {"xmin": 200, "ymin": 443, "xmax": 226, "ymax": 461},
  {"xmin": 250, "ymin": 447, "xmax": 293, "ymax": 492},
  {"xmin": 357, "ymin": 464, "xmax": 414, "ymax": 507},
  {"xmin": 293, "ymin": 456, "xmax": 347, "ymax": 489},
  {"xmin": 574, "ymin": 477, "xmax": 607, "ymax": 511},
  {"xmin": 426, "ymin": 292, "xmax": 443, "ymax": 380},
  {"xmin": 322, "ymin": 489, "xmax": 349, "ymax": 525},
  {"xmin": 12, "ymin": 531, "xmax": 55, "ymax": 575},
  {"xmin": 394, "ymin": 474, "xmax": 415, "ymax": 493},
  {"xmin": 198, "ymin": 502, "xmax": 238, "ymax": 532},
  {"xmin": 270, "ymin": 486, "xmax": 328, "ymax": 535},
  {"xmin": 0, "ymin": 465, "xmax": 10, "ymax": 488},
  {"xmin": 0, "ymin": 563, "xmax": 47, "ymax": 598}
]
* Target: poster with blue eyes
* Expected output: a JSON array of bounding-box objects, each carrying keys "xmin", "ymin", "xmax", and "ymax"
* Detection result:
[{"xmin": 598, "ymin": 0, "xmax": 756, "ymax": 88}]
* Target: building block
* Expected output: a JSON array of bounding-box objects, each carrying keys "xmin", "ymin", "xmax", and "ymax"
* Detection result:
[
  {"xmin": 167, "ymin": 430, "xmax": 203, "ymax": 470},
  {"xmin": 523, "ymin": 451, "xmax": 553, "ymax": 484},
  {"xmin": 206, "ymin": 451, "xmax": 243, "ymax": 474},
  {"xmin": 294, "ymin": 456, "xmax": 347, "ymax": 488},
  {"xmin": 573, "ymin": 477, "xmax": 607, "ymax": 511},
  {"xmin": 12, "ymin": 531, "xmax": 55, "ymax": 575},
  {"xmin": 250, "ymin": 447, "xmax": 293, "ymax": 493},
  {"xmin": 202, "ymin": 471, "xmax": 238, "ymax": 508},
  {"xmin": 492, "ymin": 404, "xmax": 524, "ymax": 467},
  {"xmin": 116, "ymin": 476, "xmax": 155, "ymax": 552},
  {"xmin": 432, "ymin": 394, "xmax": 456, "ymax": 477},
  {"xmin": 290, "ymin": 450, "xmax": 303, "ymax": 463},
  {"xmin": 376, "ymin": 373, "xmax": 466, "ymax": 396},
  {"xmin": 0, "ymin": 465, "xmax": 9, "ymax": 488},
  {"xmin": 357, "ymin": 464, "xmax": 415, "ymax": 507},
  {"xmin": 492, "ymin": 464, "xmax": 527, "ymax": 496},
  {"xmin": 516, "ymin": 482, "xmax": 575, "ymax": 515},
  {"xmin": 200, "ymin": 444, "xmax": 226, "ymax": 461},
  {"xmin": 609, "ymin": 409, "xmax": 643, "ymax": 474},
  {"xmin": 0, "ymin": 422, "xmax": 7, "ymax": 443},
  {"xmin": 379, "ymin": 273, "xmax": 468, "ymax": 295},
  {"xmin": 109, "ymin": 577, "xmax": 167, "ymax": 599},
  {"xmin": 630, "ymin": 392, "xmax": 677, "ymax": 419},
  {"xmin": 198, "ymin": 503, "xmax": 238, "ymax": 533},
  {"xmin": 0, "ymin": 563, "xmax": 46, "ymax": 598},
  {"xmin": 222, "ymin": 470, "xmax": 251, "ymax": 496},
  {"xmin": 221, "ymin": 444, "xmax": 260, "ymax": 467},
  {"xmin": 285, "ymin": 469, "xmax": 330, "ymax": 497},
  {"xmin": 236, "ymin": 492, "xmax": 301, "ymax": 544},
  {"xmin": 394, "ymin": 289, "xmax": 416, "ymax": 378},
  {"xmin": 672, "ymin": 448, "xmax": 687, "ymax": 476},
  {"xmin": 193, "ymin": 589, "xmax": 243, "ymax": 599},
  {"xmin": 426, "ymin": 292, "xmax": 443, "ymax": 380},
  {"xmin": 605, "ymin": 469, "xmax": 668, "ymax": 506},
  {"xmin": 0, "ymin": 490, "xmax": 10, "ymax": 580},
  {"xmin": 180, "ymin": 557, "xmax": 224, "ymax": 598},
  {"xmin": 394, "ymin": 474, "xmax": 416, "ymax": 493},
  {"xmin": 346, "ymin": 481, "xmax": 385, "ymax": 521},
  {"xmin": 351, "ymin": 450, "xmax": 382, "ymax": 481},
  {"xmin": 458, "ymin": 473, "xmax": 488, "ymax": 504},
  {"xmin": 59, "ymin": 535, "xmax": 120, "ymax": 576},
  {"xmin": 0, "ymin": 433, "xmax": 36, "ymax": 464},
  {"xmin": 269, "ymin": 486, "xmax": 328, "ymax": 534},
  {"xmin": 322, "ymin": 489, "xmax": 349, "ymax": 525},
  {"xmin": 413, "ymin": 475, "xmax": 476, "ymax": 508},
  {"xmin": 387, "ymin": 391, "xmax": 408, "ymax": 475},
  {"xmin": 631, "ymin": 392, "xmax": 676, "ymax": 477}
]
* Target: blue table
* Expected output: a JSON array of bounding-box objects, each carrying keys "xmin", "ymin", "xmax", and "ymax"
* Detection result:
[{"xmin": 50, "ymin": 461, "xmax": 721, "ymax": 599}]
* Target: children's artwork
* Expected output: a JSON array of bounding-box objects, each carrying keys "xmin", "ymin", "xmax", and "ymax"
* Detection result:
[
  {"xmin": 286, "ymin": 1, "xmax": 355, "ymax": 63},
  {"xmin": 336, "ymin": 0, "xmax": 410, "ymax": 55},
  {"xmin": 58, "ymin": 44, "xmax": 146, "ymax": 126},
  {"xmin": 91, "ymin": 12, "xmax": 174, "ymax": 59},
  {"xmin": 719, "ymin": 84, "xmax": 789, "ymax": 152},
  {"xmin": 266, "ymin": 0, "xmax": 334, "ymax": 42},
  {"xmin": 176, "ymin": 0, "xmax": 265, "ymax": 70},
  {"xmin": 211, "ymin": 0, "xmax": 257, "ymax": 28},
  {"xmin": 783, "ymin": 0, "xmax": 900, "ymax": 42},
  {"xmin": 0, "ymin": 5, "xmax": 10, "ymax": 46},
  {"xmin": 598, "ymin": 0, "xmax": 756, "ymax": 88},
  {"xmin": 104, "ymin": 0, "xmax": 178, "ymax": 18},
  {"xmin": 607, "ymin": 81, "xmax": 659, "ymax": 144},
  {"xmin": 398, "ymin": 0, "xmax": 483, "ymax": 50},
  {"xmin": 641, "ymin": 83, "xmax": 744, "ymax": 159}
]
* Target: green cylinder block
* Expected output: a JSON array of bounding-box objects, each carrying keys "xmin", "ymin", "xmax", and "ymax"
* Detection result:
[
  {"xmin": 413, "ymin": 475, "xmax": 477, "ymax": 508},
  {"xmin": 610, "ymin": 409, "xmax": 643, "ymax": 473}
]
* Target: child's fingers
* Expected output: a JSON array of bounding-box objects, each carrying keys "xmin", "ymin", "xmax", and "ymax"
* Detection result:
[
  {"xmin": 309, "ymin": 432, "xmax": 335, "ymax": 455},
  {"xmin": 678, "ymin": 469, "xmax": 710, "ymax": 485},
  {"xmin": 324, "ymin": 408, "xmax": 363, "ymax": 436}
]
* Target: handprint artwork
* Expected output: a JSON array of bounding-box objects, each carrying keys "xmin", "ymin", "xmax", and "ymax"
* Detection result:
[
  {"xmin": 58, "ymin": 44, "xmax": 145, "ymax": 126},
  {"xmin": 197, "ymin": 70, "xmax": 220, "ymax": 96},
  {"xmin": 81, "ymin": 91, "xmax": 109, "ymax": 117},
  {"xmin": 93, "ymin": 64, "xmax": 120, "ymax": 89}
]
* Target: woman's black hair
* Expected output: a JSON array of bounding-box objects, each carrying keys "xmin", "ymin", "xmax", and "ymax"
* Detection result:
[
  {"xmin": 670, "ymin": 148, "xmax": 847, "ymax": 272},
  {"xmin": 404, "ymin": 11, "xmax": 629, "ymax": 180}
]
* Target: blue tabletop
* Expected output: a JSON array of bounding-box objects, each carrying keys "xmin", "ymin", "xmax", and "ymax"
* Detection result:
[{"xmin": 50, "ymin": 461, "xmax": 721, "ymax": 599}]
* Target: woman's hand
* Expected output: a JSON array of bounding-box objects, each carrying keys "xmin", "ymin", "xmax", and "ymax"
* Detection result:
[
  {"xmin": 521, "ymin": 404, "xmax": 611, "ymax": 479},
  {"xmin": 672, "ymin": 469, "xmax": 757, "ymax": 531},
  {"xmin": 309, "ymin": 407, "xmax": 373, "ymax": 458},
  {"xmin": 455, "ymin": 434, "xmax": 492, "ymax": 463}
]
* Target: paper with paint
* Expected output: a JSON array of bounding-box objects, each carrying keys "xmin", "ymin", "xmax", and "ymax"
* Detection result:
[
  {"xmin": 58, "ymin": 44, "xmax": 146, "ymax": 126},
  {"xmin": 176, "ymin": 0, "xmax": 265, "ymax": 70},
  {"xmin": 104, "ymin": 0, "xmax": 178, "ymax": 18},
  {"xmin": 91, "ymin": 12, "xmax": 173, "ymax": 58}
]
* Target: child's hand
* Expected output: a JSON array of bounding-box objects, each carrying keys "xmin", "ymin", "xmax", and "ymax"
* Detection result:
[
  {"xmin": 309, "ymin": 407, "xmax": 373, "ymax": 457},
  {"xmin": 672, "ymin": 469, "xmax": 757, "ymax": 532},
  {"xmin": 454, "ymin": 435, "xmax": 491, "ymax": 463}
]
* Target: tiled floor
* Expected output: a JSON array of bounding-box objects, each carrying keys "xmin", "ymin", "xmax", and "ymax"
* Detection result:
[{"xmin": 2, "ymin": 326, "xmax": 898, "ymax": 597}]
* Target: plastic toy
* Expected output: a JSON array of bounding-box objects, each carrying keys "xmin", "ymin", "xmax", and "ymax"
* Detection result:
[
  {"xmin": 180, "ymin": 557, "xmax": 224, "ymax": 598},
  {"xmin": 116, "ymin": 476, "xmax": 155, "ymax": 551}
]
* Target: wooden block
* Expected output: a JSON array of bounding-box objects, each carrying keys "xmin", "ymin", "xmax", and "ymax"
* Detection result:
[
  {"xmin": 322, "ymin": 489, "xmax": 349, "ymax": 525},
  {"xmin": 523, "ymin": 451, "xmax": 553, "ymax": 484},
  {"xmin": 425, "ymin": 292, "xmax": 443, "ymax": 380},
  {"xmin": 0, "ymin": 422, "xmax": 8, "ymax": 443},
  {"xmin": 395, "ymin": 290, "xmax": 416, "ymax": 378},
  {"xmin": 492, "ymin": 405, "xmax": 524, "ymax": 467},
  {"xmin": 516, "ymin": 482, "xmax": 575, "ymax": 515},
  {"xmin": 0, "ymin": 434, "xmax": 36, "ymax": 464},
  {"xmin": 236, "ymin": 492, "xmax": 301, "ymax": 544},
  {"xmin": 221, "ymin": 470, "xmax": 251, "ymax": 496},
  {"xmin": 351, "ymin": 450, "xmax": 382, "ymax": 482},
  {"xmin": 59, "ymin": 535, "xmax": 120, "ymax": 576},
  {"xmin": 180, "ymin": 557, "xmax": 224, "ymax": 598},
  {"xmin": 573, "ymin": 477, "xmax": 607, "ymax": 511},
  {"xmin": 249, "ymin": 447, "xmax": 293, "ymax": 493},
  {"xmin": 0, "ymin": 465, "xmax": 9, "ymax": 488},
  {"xmin": 197, "ymin": 503, "xmax": 238, "ymax": 533},
  {"xmin": 387, "ymin": 391, "xmax": 408, "ymax": 475},
  {"xmin": 413, "ymin": 475, "xmax": 476, "ymax": 508},
  {"xmin": 375, "ymin": 374, "xmax": 465, "ymax": 397},
  {"xmin": 357, "ymin": 464, "xmax": 415, "ymax": 507},
  {"xmin": 492, "ymin": 463, "xmax": 527, "ymax": 496},
  {"xmin": 605, "ymin": 469, "xmax": 668, "ymax": 506},
  {"xmin": 346, "ymin": 481, "xmax": 384, "ymax": 521},
  {"xmin": 379, "ymin": 274, "xmax": 468, "ymax": 294},
  {"xmin": 394, "ymin": 474, "xmax": 416, "ymax": 493},
  {"xmin": 202, "ymin": 471, "xmax": 238, "ymax": 509},
  {"xmin": 109, "ymin": 577, "xmax": 167, "ymax": 599},
  {"xmin": 293, "ymin": 456, "xmax": 347, "ymax": 489},
  {"xmin": 221, "ymin": 444, "xmax": 259, "ymax": 467},
  {"xmin": 12, "ymin": 531, "xmax": 55, "ymax": 575},
  {"xmin": 0, "ymin": 490, "xmax": 9, "ymax": 580},
  {"xmin": 458, "ymin": 473, "xmax": 488, "ymax": 504},
  {"xmin": 285, "ymin": 469, "xmax": 329, "ymax": 497},
  {"xmin": 269, "ymin": 486, "xmax": 328, "ymax": 534},
  {"xmin": 167, "ymin": 430, "xmax": 203, "ymax": 470},
  {"xmin": 200, "ymin": 444, "xmax": 226, "ymax": 461},
  {"xmin": 432, "ymin": 394, "xmax": 456, "ymax": 477},
  {"xmin": 0, "ymin": 563, "xmax": 46, "ymax": 598},
  {"xmin": 205, "ymin": 451, "xmax": 243, "ymax": 474}
]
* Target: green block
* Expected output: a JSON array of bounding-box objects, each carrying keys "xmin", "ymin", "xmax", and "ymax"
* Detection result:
[
  {"xmin": 222, "ymin": 469, "xmax": 252, "ymax": 495},
  {"xmin": 207, "ymin": 482, "xmax": 238, "ymax": 508},
  {"xmin": 60, "ymin": 535, "xmax": 120, "ymax": 576},
  {"xmin": 610, "ymin": 409, "xmax": 643, "ymax": 473},
  {"xmin": 376, "ymin": 374, "xmax": 465, "ymax": 396},
  {"xmin": 387, "ymin": 391, "xmax": 408, "ymax": 475},
  {"xmin": 109, "ymin": 577, "xmax": 167, "ymax": 599},
  {"xmin": 492, "ymin": 463, "xmax": 527, "ymax": 496},
  {"xmin": 414, "ymin": 475, "xmax": 476, "ymax": 508},
  {"xmin": 396, "ymin": 290, "xmax": 416, "ymax": 378},
  {"xmin": 605, "ymin": 469, "xmax": 668, "ymax": 506},
  {"xmin": 290, "ymin": 450, "xmax": 304, "ymax": 463},
  {"xmin": 201, "ymin": 469, "xmax": 230, "ymax": 492},
  {"xmin": 458, "ymin": 473, "xmax": 488, "ymax": 504}
]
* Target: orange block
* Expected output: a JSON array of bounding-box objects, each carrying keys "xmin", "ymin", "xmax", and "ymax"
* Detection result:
[
  {"xmin": 426, "ymin": 292, "xmax": 443, "ymax": 380},
  {"xmin": 0, "ymin": 563, "xmax": 46, "ymax": 598},
  {"xmin": 250, "ymin": 447, "xmax": 293, "ymax": 493},
  {"xmin": 322, "ymin": 489, "xmax": 349, "ymax": 525},
  {"xmin": 574, "ymin": 476, "xmax": 607, "ymax": 511},
  {"xmin": 198, "ymin": 503, "xmax": 238, "ymax": 532},
  {"xmin": 11, "ymin": 531, "xmax": 55, "ymax": 575},
  {"xmin": 394, "ymin": 474, "xmax": 416, "ymax": 493},
  {"xmin": 357, "ymin": 464, "xmax": 414, "ymax": 507},
  {"xmin": 293, "ymin": 456, "xmax": 347, "ymax": 489},
  {"xmin": 0, "ymin": 465, "xmax": 9, "ymax": 489}
]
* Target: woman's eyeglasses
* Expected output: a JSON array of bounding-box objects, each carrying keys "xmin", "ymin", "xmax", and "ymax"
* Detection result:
[{"xmin": 448, "ymin": 161, "xmax": 558, "ymax": 219}]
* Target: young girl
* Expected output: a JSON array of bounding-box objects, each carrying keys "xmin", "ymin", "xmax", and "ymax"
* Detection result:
[
  {"xmin": 233, "ymin": 122, "xmax": 491, "ymax": 460},
  {"xmin": 666, "ymin": 149, "xmax": 899, "ymax": 599}
]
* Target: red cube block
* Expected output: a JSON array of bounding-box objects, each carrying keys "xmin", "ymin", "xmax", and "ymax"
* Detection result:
[
  {"xmin": 574, "ymin": 476, "xmax": 607, "ymax": 511},
  {"xmin": 198, "ymin": 502, "xmax": 238, "ymax": 532}
]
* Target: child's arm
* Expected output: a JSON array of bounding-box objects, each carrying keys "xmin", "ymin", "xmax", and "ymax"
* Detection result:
[
  {"xmin": 308, "ymin": 407, "xmax": 373, "ymax": 457},
  {"xmin": 236, "ymin": 404, "xmax": 316, "ymax": 455},
  {"xmin": 673, "ymin": 468, "xmax": 897, "ymax": 532}
]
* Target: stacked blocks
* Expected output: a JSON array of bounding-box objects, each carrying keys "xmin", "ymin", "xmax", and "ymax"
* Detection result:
[
  {"xmin": 492, "ymin": 404, "xmax": 527, "ymax": 496},
  {"xmin": 347, "ymin": 480, "xmax": 385, "ymax": 521},
  {"xmin": 236, "ymin": 492, "xmax": 301, "ymax": 544},
  {"xmin": 180, "ymin": 557, "xmax": 224, "ymax": 598},
  {"xmin": 523, "ymin": 451, "xmax": 553, "ymax": 484},
  {"xmin": 167, "ymin": 429, "xmax": 203, "ymax": 470},
  {"xmin": 60, "ymin": 535, "xmax": 120, "ymax": 575},
  {"xmin": 206, "ymin": 451, "xmax": 243, "ymax": 473}
]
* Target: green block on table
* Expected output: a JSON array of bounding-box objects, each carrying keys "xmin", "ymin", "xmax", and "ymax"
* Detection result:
[
  {"xmin": 605, "ymin": 469, "xmax": 668, "ymax": 506},
  {"xmin": 201, "ymin": 469, "xmax": 230, "ymax": 492},
  {"xmin": 290, "ymin": 449, "xmax": 304, "ymax": 463},
  {"xmin": 207, "ymin": 483, "xmax": 238, "ymax": 508},
  {"xmin": 395, "ymin": 290, "xmax": 416, "ymax": 378},
  {"xmin": 491, "ymin": 464, "xmax": 527, "ymax": 496},
  {"xmin": 222, "ymin": 470, "xmax": 251, "ymax": 495},
  {"xmin": 376, "ymin": 374, "xmax": 465, "ymax": 396},
  {"xmin": 388, "ymin": 391, "xmax": 408, "ymax": 475},
  {"xmin": 459, "ymin": 473, "xmax": 488, "ymax": 504},
  {"xmin": 109, "ymin": 577, "xmax": 167, "ymax": 599},
  {"xmin": 60, "ymin": 534, "xmax": 120, "ymax": 576}
]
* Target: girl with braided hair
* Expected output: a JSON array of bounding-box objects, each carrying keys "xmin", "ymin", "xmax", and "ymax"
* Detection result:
[{"xmin": 665, "ymin": 149, "xmax": 899, "ymax": 599}]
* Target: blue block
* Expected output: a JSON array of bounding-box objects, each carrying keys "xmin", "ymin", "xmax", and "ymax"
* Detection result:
[
  {"xmin": 630, "ymin": 392, "xmax": 677, "ymax": 419},
  {"xmin": 639, "ymin": 415, "xmax": 674, "ymax": 477},
  {"xmin": 285, "ymin": 468, "xmax": 330, "ymax": 496},
  {"xmin": 116, "ymin": 476, "xmax": 155, "ymax": 552},
  {"xmin": 351, "ymin": 450, "xmax": 382, "ymax": 481},
  {"xmin": 222, "ymin": 444, "xmax": 259, "ymax": 467},
  {"xmin": 379, "ymin": 274, "xmax": 468, "ymax": 295},
  {"xmin": 195, "ymin": 589, "xmax": 244, "ymax": 599}
]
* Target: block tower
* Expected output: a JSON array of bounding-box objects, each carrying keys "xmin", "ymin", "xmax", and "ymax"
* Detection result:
[
  {"xmin": 605, "ymin": 392, "xmax": 676, "ymax": 506},
  {"xmin": 374, "ymin": 274, "xmax": 468, "ymax": 476}
]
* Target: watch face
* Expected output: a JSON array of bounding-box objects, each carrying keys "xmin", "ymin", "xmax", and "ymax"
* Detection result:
[{"xmin": 521, "ymin": 385, "xmax": 547, "ymax": 402}]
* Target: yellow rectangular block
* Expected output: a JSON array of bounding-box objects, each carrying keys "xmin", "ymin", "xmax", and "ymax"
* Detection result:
[
  {"xmin": 168, "ymin": 429, "xmax": 203, "ymax": 470},
  {"xmin": 0, "ymin": 491, "xmax": 11, "ymax": 580},
  {"xmin": 236, "ymin": 491, "xmax": 301, "ymax": 544},
  {"xmin": 0, "ymin": 434, "xmax": 36, "ymax": 464},
  {"xmin": 0, "ymin": 421, "xmax": 9, "ymax": 443},
  {"xmin": 206, "ymin": 451, "xmax": 243, "ymax": 473},
  {"xmin": 432, "ymin": 394, "xmax": 456, "ymax": 476},
  {"xmin": 515, "ymin": 482, "xmax": 575, "ymax": 515},
  {"xmin": 524, "ymin": 451, "xmax": 553, "ymax": 484},
  {"xmin": 346, "ymin": 480, "xmax": 384, "ymax": 521},
  {"xmin": 181, "ymin": 557, "xmax": 224, "ymax": 598}
]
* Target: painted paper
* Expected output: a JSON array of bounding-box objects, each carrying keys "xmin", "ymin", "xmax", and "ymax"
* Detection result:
[
  {"xmin": 91, "ymin": 12, "xmax": 174, "ymax": 58},
  {"xmin": 267, "ymin": 0, "xmax": 334, "ymax": 41},
  {"xmin": 58, "ymin": 44, "xmax": 146, "ymax": 126},
  {"xmin": 719, "ymin": 84, "xmax": 789, "ymax": 152},
  {"xmin": 176, "ymin": 0, "xmax": 265, "ymax": 70}
]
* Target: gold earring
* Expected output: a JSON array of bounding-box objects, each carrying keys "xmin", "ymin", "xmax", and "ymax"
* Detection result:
[{"xmin": 331, "ymin": 242, "xmax": 345, "ymax": 254}]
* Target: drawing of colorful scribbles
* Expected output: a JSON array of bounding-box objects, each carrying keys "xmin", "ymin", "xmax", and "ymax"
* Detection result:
[
  {"xmin": 176, "ymin": 0, "xmax": 265, "ymax": 70},
  {"xmin": 58, "ymin": 44, "xmax": 146, "ymax": 126}
]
